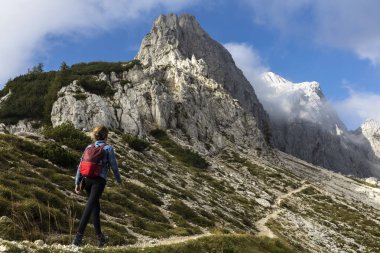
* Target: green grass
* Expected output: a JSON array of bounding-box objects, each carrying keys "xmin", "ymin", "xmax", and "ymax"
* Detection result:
[
  {"xmin": 122, "ymin": 133, "xmax": 150, "ymax": 152},
  {"xmin": 42, "ymin": 122, "xmax": 91, "ymax": 151},
  {"xmin": 80, "ymin": 234, "xmax": 296, "ymax": 253},
  {"xmin": 168, "ymin": 200, "xmax": 214, "ymax": 227},
  {"xmin": 150, "ymin": 129, "xmax": 208, "ymax": 169}
]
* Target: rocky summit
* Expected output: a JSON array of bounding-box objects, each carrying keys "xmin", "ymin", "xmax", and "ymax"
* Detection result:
[
  {"xmin": 136, "ymin": 14, "xmax": 269, "ymax": 130},
  {"xmin": 52, "ymin": 14, "xmax": 269, "ymax": 155},
  {"xmin": 0, "ymin": 14, "xmax": 380, "ymax": 253}
]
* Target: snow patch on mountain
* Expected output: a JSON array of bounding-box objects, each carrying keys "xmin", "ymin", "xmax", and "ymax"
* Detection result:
[{"xmin": 258, "ymin": 72, "xmax": 345, "ymax": 134}]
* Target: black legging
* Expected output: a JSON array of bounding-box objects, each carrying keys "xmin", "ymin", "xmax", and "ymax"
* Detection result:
[{"xmin": 77, "ymin": 177, "xmax": 106, "ymax": 235}]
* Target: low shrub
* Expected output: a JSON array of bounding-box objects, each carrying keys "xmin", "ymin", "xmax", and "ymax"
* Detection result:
[
  {"xmin": 126, "ymin": 182, "xmax": 163, "ymax": 206},
  {"xmin": 150, "ymin": 129, "xmax": 209, "ymax": 169},
  {"xmin": 71, "ymin": 61, "xmax": 125, "ymax": 75},
  {"xmin": 77, "ymin": 77, "xmax": 115, "ymax": 97},
  {"xmin": 42, "ymin": 122, "xmax": 91, "ymax": 151},
  {"xmin": 168, "ymin": 200, "xmax": 214, "ymax": 227},
  {"xmin": 122, "ymin": 133, "xmax": 150, "ymax": 152},
  {"xmin": 73, "ymin": 93, "xmax": 87, "ymax": 100},
  {"xmin": 41, "ymin": 142, "xmax": 80, "ymax": 167}
]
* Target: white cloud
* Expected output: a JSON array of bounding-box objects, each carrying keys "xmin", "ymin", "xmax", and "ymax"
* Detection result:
[
  {"xmin": 224, "ymin": 43, "xmax": 268, "ymax": 81},
  {"xmin": 224, "ymin": 42, "xmax": 296, "ymax": 120},
  {"xmin": 0, "ymin": 0, "xmax": 196, "ymax": 85},
  {"xmin": 333, "ymin": 90, "xmax": 380, "ymax": 130},
  {"xmin": 225, "ymin": 42, "xmax": 351, "ymax": 130},
  {"xmin": 243, "ymin": 0, "xmax": 380, "ymax": 65}
]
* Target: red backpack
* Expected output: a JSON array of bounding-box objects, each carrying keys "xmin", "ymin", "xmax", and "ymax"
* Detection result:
[{"xmin": 79, "ymin": 143, "xmax": 107, "ymax": 178}]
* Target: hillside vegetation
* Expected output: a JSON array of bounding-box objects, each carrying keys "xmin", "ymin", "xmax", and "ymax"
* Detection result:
[
  {"xmin": 0, "ymin": 122, "xmax": 379, "ymax": 252},
  {"xmin": 0, "ymin": 61, "xmax": 140, "ymax": 124}
]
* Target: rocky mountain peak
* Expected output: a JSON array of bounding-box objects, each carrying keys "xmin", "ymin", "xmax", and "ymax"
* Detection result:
[
  {"xmin": 137, "ymin": 14, "xmax": 269, "ymax": 131},
  {"xmin": 361, "ymin": 118, "xmax": 380, "ymax": 130},
  {"xmin": 360, "ymin": 119, "xmax": 380, "ymax": 158},
  {"xmin": 261, "ymin": 72, "xmax": 323, "ymax": 100},
  {"xmin": 259, "ymin": 72, "xmax": 339, "ymax": 130}
]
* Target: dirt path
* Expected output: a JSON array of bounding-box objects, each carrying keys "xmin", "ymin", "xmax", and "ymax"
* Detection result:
[
  {"xmin": 123, "ymin": 183, "xmax": 311, "ymax": 247},
  {"xmin": 255, "ymin": 182, "xmax": 310, "ymax": 238},
  {"xmin": 127, "ymin": 232, "xmax": 212, "ymax": 248}
]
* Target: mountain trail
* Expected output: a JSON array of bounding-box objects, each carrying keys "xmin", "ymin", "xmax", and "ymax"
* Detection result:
[
  {"xmin": 126, "ymin": 232, "xmax": 212, "ymax": 249},
  {"xmin": 255, "ymin": 181, "xmax": 310, "ymax": 238}
]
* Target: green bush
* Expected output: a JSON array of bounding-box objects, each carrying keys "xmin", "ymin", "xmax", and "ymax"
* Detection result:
[
  {"xmin": 168, "ymin": 200, "xmax": 214, "ymax": 227},
  {"xmin": 71, "ymin": 61, "xmax": 125, "ymax": 75},
  {"xmin": 41, "ymin": 142, "xmax": 79, "ymax": 167},
  {"xmin": 150, "ymin": 129, "xmax": 209, "ymax": 169},
  {"xmin": 122, "ymin": 133, "xmax": 150, "ymax": 152},
  {"xmin": 0, "ymin": 134, "xmax": 43, "ymax": 156},
  {"xmin": 126, "ymin": 182, "xmax": 163, "ymax": 206},
  {"xmin": 0, "ymin": 72, "xmax": 56, "ymax": 124},
  {"xmin": 42, "ymin": 122, "xmax": 91, "ymax": 151},
  {"xmin": 73, "ymin": 93, "xmax": 87, "ymax": 100},
  {"xmin": 0, "ymin": 60, "xmax": 140, "ymax": 124},
  {"xmin": 77, "ymin": 77, "xmax": 115, "ymax": 97}
]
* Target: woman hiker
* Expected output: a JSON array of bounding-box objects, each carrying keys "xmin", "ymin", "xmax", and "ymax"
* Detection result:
[{"xmin": 72, "ymin": 126, "xmax": 122, "ymax": 247}]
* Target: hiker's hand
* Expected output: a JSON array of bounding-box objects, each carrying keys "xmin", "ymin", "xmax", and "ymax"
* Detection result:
[{"xmin": 75, "ymin": 184, "xmax": 81, "ymax": 194}]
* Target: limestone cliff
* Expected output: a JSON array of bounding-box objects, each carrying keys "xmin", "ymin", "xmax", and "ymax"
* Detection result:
[{"xmin": 136, "ymin": 14, "xmax": 269, "ymax": 132}]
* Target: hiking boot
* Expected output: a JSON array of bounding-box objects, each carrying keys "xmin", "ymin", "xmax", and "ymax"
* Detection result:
[
  {"xmin": 72, "ymin": 233, "xmax": 83, "ymax": 246},
  {"xmin": 97, "ymin": 233, "xmax": 109, "ymax": 247}
]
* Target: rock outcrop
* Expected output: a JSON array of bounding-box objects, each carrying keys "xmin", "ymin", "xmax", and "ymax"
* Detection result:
[{"xmin": 52, "ymin": 14, "xmax": 269, "ymax": 154}]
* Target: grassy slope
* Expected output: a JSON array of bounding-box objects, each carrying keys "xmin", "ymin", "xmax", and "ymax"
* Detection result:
[
  {"xmin": 0, "ymin": 127, "xmax": 300, "ymax": 247},
  {"xmin": 0, "ymin": 124, "xmax": 379, "ymax": 252}
]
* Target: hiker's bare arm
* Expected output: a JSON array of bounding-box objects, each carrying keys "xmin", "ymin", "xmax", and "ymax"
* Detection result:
[{"xmin": 75, "ymin": 184, "xmax": 81, "ymax": 194}]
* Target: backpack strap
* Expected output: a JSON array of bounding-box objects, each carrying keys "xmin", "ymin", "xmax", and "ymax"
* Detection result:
[{"xmin": 98, "ymin": 143, "xmax": 110, "ymax": 171}]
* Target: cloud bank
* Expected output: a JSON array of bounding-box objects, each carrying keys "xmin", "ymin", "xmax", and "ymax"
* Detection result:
[
  {"xmin": 225, "ymin": 42, "xmax": 376, "ymax": 130},
  {"xmin": 225, "ymin": 42, "xmax": 304, "ymax": 122},
  {"xmin": 244, "ymin": 0, "xmax": 380, "ymax": 65},
  {"xmin": 334, "ymin": 90, "xmax": 380, "ymax": 130},
  {"xmin": 0, "ymin": 0, "xmax": 196, "ymax": 86}
]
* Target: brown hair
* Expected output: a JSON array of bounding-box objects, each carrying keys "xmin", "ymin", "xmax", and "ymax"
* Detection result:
[{"xmin": 91, "ymin": 125, "xmax": 109, "ymax": 141}]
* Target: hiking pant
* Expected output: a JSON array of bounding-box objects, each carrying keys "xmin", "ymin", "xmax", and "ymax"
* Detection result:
[{"xmin": 77, "ymin": 177, "xmax": 106, "ymax": 235}]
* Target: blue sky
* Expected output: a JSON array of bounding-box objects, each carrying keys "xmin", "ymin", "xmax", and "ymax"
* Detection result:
[{"xmin": 1, "ymin": 0, "xmax": 380, "ymax": 129}]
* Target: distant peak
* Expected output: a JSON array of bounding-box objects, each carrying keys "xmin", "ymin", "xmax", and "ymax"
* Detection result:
[
  {"xmin": 362, "ymin": 119, "xmax": 380, "ymax": 129},
  {"xmin": 261, "ymin": 71, "xmax": 321, "ymax": 96},
  {"xmin": 262, "ymin": 72, "xmax": 289, "ymax": 84}
]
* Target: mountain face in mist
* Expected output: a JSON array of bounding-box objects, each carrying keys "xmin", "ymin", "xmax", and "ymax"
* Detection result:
[{"xmin": 258, "ymin": 72, "xmax": 380, "ymax": 178}]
